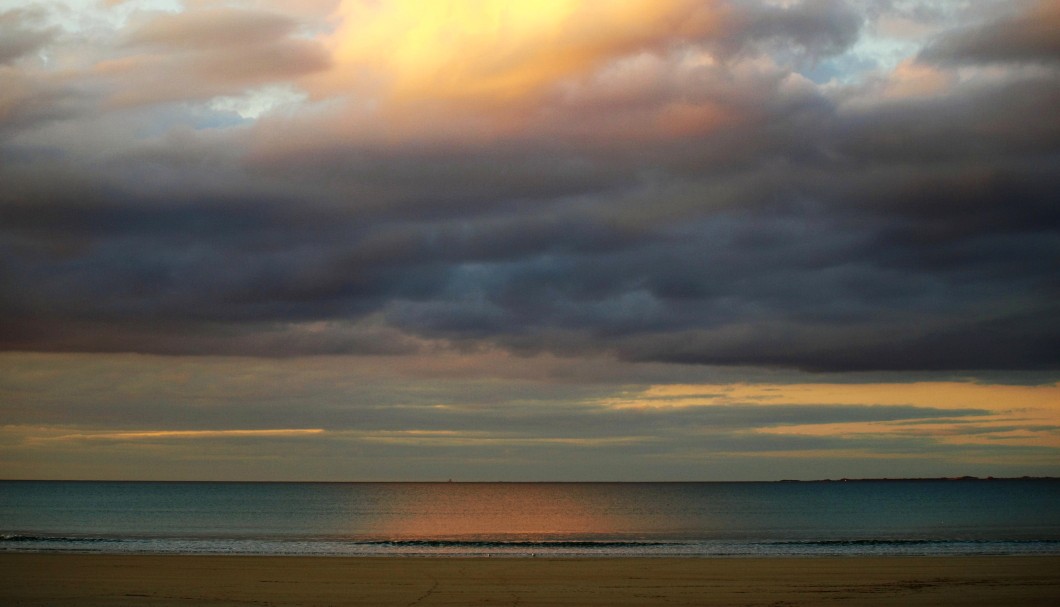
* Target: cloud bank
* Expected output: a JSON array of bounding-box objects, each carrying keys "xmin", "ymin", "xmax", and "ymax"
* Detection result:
[{"xmin": 1, "ymin": 0, "xmax": 1057, "ymax": 376}]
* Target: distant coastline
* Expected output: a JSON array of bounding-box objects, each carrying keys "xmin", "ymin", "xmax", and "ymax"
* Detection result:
[{"xmin": 779, "ymin": 476, "xmax": 1060, "ymax": 483}]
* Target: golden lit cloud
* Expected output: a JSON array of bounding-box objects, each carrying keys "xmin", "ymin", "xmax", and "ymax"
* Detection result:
[
  {"xmin": 318, "ymin": 0, "xmax": 703, "ymax": 104},
  {"xmin": 47, "ymin": 428, "xmax": 325, "ymax": 442},
  {"xmin": 345, "ymin": 429, "xmax": 645, "ymax": 448},
  {"xmin": 604, "ymin": 381, "xmax": 1060, "ymax": 450},
  {"xmin": 756, "ymin": 417, "xmax": 1059, "ymax": 449},
  {"xmin": 612, "ymin": 382, "xmax": 1060, "ymax": 412}
]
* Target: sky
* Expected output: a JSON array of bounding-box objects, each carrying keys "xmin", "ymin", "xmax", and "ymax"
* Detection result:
[{"xmin": 0, "ymin": 0, "xmax": 1058, "ymax": 481}]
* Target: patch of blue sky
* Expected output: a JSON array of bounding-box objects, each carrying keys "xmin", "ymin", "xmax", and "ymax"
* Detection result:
[
  {"xmin": 802, "ymin": 30, "xmax": 924, "ymax": 85},
  {"xmin": 207, "ymin": 85, "xmax": 310, "ymax": 122}
]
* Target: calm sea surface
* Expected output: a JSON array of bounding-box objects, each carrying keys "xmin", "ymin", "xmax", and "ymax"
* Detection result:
[{"xmin": 2, "ymin": 480, "xmax": 1059, "ymax": 557}]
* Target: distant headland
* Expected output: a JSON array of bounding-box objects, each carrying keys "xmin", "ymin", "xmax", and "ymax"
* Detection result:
[{"xmin": 779, "ymin": 476, "xmax": 1058, "ymax": 482}]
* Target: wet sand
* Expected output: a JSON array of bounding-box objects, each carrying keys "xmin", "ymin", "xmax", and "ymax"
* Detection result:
[{"xmin": 2, "ymin": 553, "xmax": 1059, "ymax": 606}]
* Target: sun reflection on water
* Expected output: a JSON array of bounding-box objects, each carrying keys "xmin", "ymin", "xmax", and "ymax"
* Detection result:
[{"xmin": 352, "ymin": 483, "xmax": 650, "ymax": 542}]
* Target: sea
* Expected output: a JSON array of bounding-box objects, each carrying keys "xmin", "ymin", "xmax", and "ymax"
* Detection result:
[{"xmin": 2, "ymin": 480, "xmax": 1059, "ymax": 558}]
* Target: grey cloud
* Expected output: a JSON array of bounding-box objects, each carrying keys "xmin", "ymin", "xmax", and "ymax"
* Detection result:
[
  {"xmin": 0, "ymin": 318, "xmax": 428, "ymax": 358},
  {"xmin": 3, "ymin": 116, "xmax": 1057, "ymax": 371},
  {"xmin": 100, "ymin": 7, "xmax": 330, "ymax": 106},
  {"xmin": 247, "ymin": 140, "xmax": 639, "ymax": 223},
  {"xmin": 124, "ymin": 8, "xmax": 301, "ymax": 50},
  {"xmin": 621, "ymin": 305, "xmax": 1060, "ymax": 372},
  {"xmin": 0, "ymin": 10, "xmax": 56, "ymax": 65},
  {"xmin": 837, "ymin": 77, "xmax": 1060, "ymax": 164},
  {"xmin": 0, "ymin": 68, "xmax": 81, "ymax": 137},
  {"xmin": 919, "ymin": 1, "xmax": 1060, "ymax": 66},
  {"xmin": 0, "ymin": 7, "xmax": 83, "ymax": 138},
  {"xmin": 735, "ymin": 0, "xmax": 864, "ymax": 61}
]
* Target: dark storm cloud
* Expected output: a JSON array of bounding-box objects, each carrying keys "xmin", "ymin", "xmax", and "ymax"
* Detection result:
[
  {"xmin": 620, "ymin": 306, "xmax": 1060, "ymax": 372},
  {"xmin": 0, "ymin": 0, "xmax": 1057, "ymax": 374},
  {"xmin": 0, "ymin": 183, "xmax": 451, "ymax": 355}
]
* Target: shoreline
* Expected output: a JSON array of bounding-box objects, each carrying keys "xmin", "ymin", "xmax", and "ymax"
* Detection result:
[
  {"xmin": 5, "ymin": 549, "xmax": 1060, "ymax": 555},
  {"xmin": 5, "ymin": 477, "xmax": 1058, "ymax": 482},
  {"xmin": 3, "ymin": 553, "xmax": 1059, "ymax": 605}
]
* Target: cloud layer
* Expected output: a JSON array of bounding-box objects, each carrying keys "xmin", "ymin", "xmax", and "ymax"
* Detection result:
[
  {"xmin": 4, "ymin": 0, "xmax": 1056, "ymax": 374},
  {"xmin": 3, "ymin": 351, "xmax": 1057, "ymax": 480}
]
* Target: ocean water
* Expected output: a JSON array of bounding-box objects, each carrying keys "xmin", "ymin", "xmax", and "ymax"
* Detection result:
[{"xmin": 2, "ymin": 480, "xmax": 1059, "ymax": 557}]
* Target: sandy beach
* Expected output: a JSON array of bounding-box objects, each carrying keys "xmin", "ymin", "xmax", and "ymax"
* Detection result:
[{"xmin": 2, "ymin": 553, "xmax": 1058, "ymax": 606}]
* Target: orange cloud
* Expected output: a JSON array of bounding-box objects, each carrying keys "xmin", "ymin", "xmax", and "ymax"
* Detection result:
[
  {"xmin": 249, "ymin": 0, "xmax": 741, "ymax": 148},
  {"xmin": 49, "ymin": 428, "xmax": 325, "ymax": 441},
  {"xmin": 318, "ymin": 0, "xmax": 704, "ymax": 105},
  {"xmin": 880, "ymin": 58, "xmax": 955, "ymax": 100},
  {"xmin": 355, "ymin": 430, "xmax": 644, "ymax": 447},
  {"xmin": 614, "ymin": 382, "xmax": 1060, "ymax": 412},
  {"xmin": 756, "ymin": 419, "xmax": 1059, "ymax": 449},
  {"xmin": 616, "ymin": 382, "xmax": 1060, "ymax": 450}
]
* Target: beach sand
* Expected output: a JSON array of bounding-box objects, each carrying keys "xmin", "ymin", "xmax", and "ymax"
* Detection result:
[{"xmin": 2, "ymin": 553, "xmax": 1059, "ymax": 606}]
